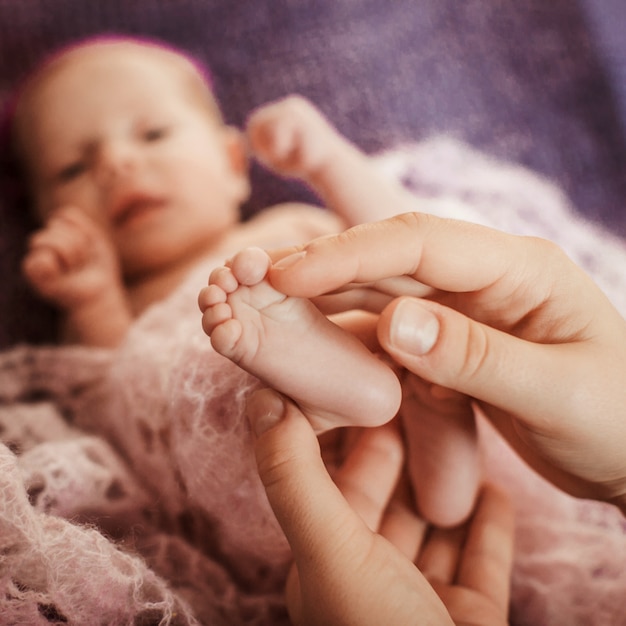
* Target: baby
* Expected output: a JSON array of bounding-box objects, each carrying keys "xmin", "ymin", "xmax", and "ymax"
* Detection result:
[
  {"xmin": 10, "ymin": 36, "xmax": 403, "ymax": 430},
  {"xmin": 11, "ymin": 38, "xmax": 331, "ymax": 345},
  {"xmin": 9, "ymin": 37, "xmax": 477, "ymax": 546}
]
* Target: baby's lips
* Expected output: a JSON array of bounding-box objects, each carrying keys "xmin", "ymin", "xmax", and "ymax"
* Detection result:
[{"xmin": 110, "ymin": 191, "xmax": 166, "ymax": 227}]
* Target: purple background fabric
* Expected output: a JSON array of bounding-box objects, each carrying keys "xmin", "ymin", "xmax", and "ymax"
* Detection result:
[{"xmin": 0, "ymin": 0, "xmax": 625, "ymax": 346}]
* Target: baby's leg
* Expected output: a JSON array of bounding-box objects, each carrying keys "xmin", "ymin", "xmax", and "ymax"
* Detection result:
[
  {"xmin": 247, "ymin": 96, "xmax": 418, "ymax": 226},
  {"xmin": 199, "ymin": 247, "xmax": 402, "ymax": 433},
  {"xmin": 247, "ymin": 98, "xmax": 481, "ymax": 524},
  {"xmin": 402, "ymin": 377, "xmax": 481, "ymax": 528}
]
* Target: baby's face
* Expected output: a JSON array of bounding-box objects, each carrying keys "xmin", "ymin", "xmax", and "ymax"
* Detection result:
[{"xmin": 15, "ymin": 42, "xmax": 249, "ymax": 279}]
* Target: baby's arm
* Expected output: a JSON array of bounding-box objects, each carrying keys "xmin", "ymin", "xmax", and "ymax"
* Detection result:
[
  {"xmin": 247, "ymin": 96, "xmax": 419, "ymax": 226},
  {"xmin": 22, "ymin": 207, "xmax": 131, "ymax": 347}
]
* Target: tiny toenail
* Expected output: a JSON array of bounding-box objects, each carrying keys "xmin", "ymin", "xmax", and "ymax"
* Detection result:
[{"xmin": 273, "ymin": 251, "xmax": 307, "ymax": 270}]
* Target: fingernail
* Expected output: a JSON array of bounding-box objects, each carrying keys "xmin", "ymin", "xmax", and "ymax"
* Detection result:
[
  {"xmin": 246, "ymin": 389, "xmax": 286, "ymax": 436},
  {"xmin": 273, "ymin": 251, "xmax": 307, "ymax": 270},
  {"xmin": 389, "ymin": 299, "xmax": 439, "ymax": 355}
]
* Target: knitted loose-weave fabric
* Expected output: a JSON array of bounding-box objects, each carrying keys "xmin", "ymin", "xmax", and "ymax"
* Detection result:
[
  {"xmin": 0, "ymin": 266, "xmax": 292, "ymax": 625},
  {"xmin": 1, "ymin": 140, "xmax": 625, "ymax": 625}
]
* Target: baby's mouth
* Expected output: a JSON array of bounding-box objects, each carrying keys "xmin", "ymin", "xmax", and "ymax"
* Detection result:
[{"xmin": 112, "ymin": 194, "xmax": 167, "ymax": 229}]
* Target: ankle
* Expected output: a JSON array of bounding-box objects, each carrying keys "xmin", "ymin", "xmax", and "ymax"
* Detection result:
[{"xmin": 608, "ymin": 490, "xmax": 626, "ymax": 517}]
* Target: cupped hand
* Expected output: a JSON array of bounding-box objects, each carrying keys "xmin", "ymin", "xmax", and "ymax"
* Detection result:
[
  {"xmin": 266, "ymin": 212, "xmax": 626, "ymax": 510},
  {"xmin": 247, "ymin": 388, "xmax": 514, "ymax": 626}
]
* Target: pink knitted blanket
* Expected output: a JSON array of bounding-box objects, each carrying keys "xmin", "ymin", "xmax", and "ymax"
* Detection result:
[
  {"xmin": 0, "ymin": 261, "xmax": 291, "ymax": 625},
  {"xmin": 1, "ymin": 139, "xmax": 625, "ymax": 625}
]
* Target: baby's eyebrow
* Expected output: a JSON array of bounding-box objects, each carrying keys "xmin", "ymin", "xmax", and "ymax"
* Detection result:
[
  {"xmin": 62, "ymin": 139, "xmax": 100, "ymax": 164},
  {"xmin": 44, "ymin": 140, "xmax": 96, "ymax": 177}
]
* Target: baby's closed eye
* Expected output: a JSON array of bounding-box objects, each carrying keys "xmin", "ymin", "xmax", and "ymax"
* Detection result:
[
  {"xmin": 57, "ymin": 160, "xmax": 87, "ymax": 183},
  {"xmin": 141, "ymin": 125, "xmax": 171, "ymax": 142}
]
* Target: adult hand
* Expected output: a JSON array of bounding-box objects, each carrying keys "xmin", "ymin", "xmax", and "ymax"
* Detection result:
[
  {"xmin": 247, "ymin": 388, "xmax": 514, "ymax": 626},
  {"xmin": 267, "ymin": 212, "xmax": 626, "ymax": 511}
]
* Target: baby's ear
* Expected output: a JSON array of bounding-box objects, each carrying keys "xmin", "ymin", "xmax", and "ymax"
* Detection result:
[
  {"xmin": 223, "ymin": 126, "xmax": 251, "ymax": 203},
  {"xmin": 223, "ymin": 126, "xmax": 248, "ymax": 176}
]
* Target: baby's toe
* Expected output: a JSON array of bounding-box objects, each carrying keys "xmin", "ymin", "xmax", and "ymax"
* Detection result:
[
  {"xmin": 198, "ymin": 285, "xmax": 226, "ymax": 312},
  {"xmin": 230, "ymin": 247, "xmax": 271, "ymax": 286},
  {"xmin": 198, "ymin": 285, "xmax": 227, "ymax": 313},
  {"xmin": 201, "ymin": 302, "xmax": 234, "ymax": 336},
  {"xmin": 208, "ymin": 318, "xmax": 244, "ymax": 359},
  {"xmin": 209, "ymin": 266, "xmax": 239, "ymax": 293}
]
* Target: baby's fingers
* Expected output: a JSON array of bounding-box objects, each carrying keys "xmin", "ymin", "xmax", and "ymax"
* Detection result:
[
  {"xmin": 22, "ymin": 245, "xmax": 63, "ymax": 286},
  {"xmin": 28, "ymin": 211, "xmax": 92, "ymax": 273}
]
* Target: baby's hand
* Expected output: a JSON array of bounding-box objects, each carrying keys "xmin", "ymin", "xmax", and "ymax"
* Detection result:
[
  {"xmin": 22, "ymin": 207, "xmax": 121, "ymax": 311},
  {"xmin": 246, "ymin": 95, "xmax": 341, "ymax": 178}
]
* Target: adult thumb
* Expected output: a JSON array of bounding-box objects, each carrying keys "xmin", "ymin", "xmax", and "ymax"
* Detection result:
[
  {"xmin": 377, "ymin": 296, "xmax": 574, "ymax": 428},
  {"xmin": 246, "ymin": 388, "xmax": 368, "ymax": 563}
]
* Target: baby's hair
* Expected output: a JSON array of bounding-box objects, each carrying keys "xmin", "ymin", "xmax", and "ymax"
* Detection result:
[{"xmin": 61, "ymin": 34, "xmax": 225, "ymax": 122}]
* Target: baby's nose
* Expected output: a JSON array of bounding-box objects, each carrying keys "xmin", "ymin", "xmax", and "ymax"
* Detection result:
[{"xmin": 96, "ymin": 142, "xmax": 138, "ymax": 185}]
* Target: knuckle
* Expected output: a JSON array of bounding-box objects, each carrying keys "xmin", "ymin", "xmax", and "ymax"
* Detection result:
[
  {"xmin": 455, "ymin": 318, "xmax": 492, "ymax": 384},
  {"xmin": 255, "ymin": 440, "xmax": 296, "ymax": 492},
  {"xmin": 524, "ymin": 235, "xmax": 570, "ymax": 269}
]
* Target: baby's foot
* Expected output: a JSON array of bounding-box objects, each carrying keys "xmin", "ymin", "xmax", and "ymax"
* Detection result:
[{"xmin": 199, "ymin": 247, "xmax": 402, "ymax": 433}]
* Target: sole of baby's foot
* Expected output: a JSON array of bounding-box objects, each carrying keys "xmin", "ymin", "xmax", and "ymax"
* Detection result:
[
  {"xmin": 201, "ymin": 247, "xmax": 402, "ymax": 433},
  {"xmin": 246, "ymin": 95, "xmax": 347, "ymax": 179}
]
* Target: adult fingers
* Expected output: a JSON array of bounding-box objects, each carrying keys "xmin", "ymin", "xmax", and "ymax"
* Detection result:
[
  {"xmin": 416, "ymin": 525, "xmax": 467, "ymax": 585},
  {"xmin": 268, "ymin": 212, "xmax": 524, "ymax": 298},
  {"xmin": 455, "ymin": 484, "xmax": 514, "ymax": 613},
  {"xmin": 378, "ymin": 475, "xmax": 429, "ymax": 561},
  {"xmin": 249, "ymin": 391, "xmax": 461, "ymax": 626},
  {"xmin": 310, "ymin": 277, "xmax": 434, "ymax": 317},
  {"xmin": 325, "ymin": 310, "xmax": 381, "ymax": 354},
  {"xmin": 332, "ymin": 422, "xmax": 404, "ymax": 531}
]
